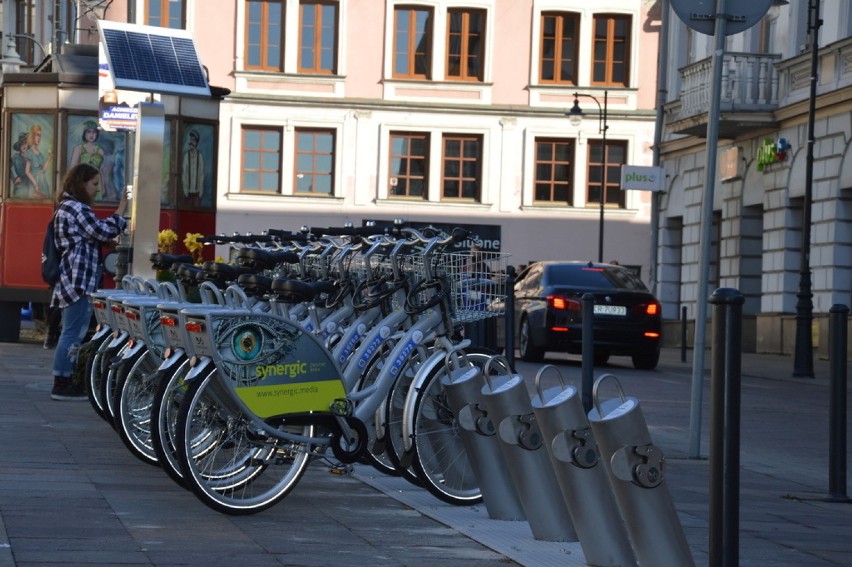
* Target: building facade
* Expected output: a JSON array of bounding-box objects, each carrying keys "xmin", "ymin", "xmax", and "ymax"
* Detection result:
[
  {"xmin": 1, "ymin": 0, "xmax": 662, "ymax": 276},
  {"xmin": 656, "ymin": 0, "xmax": 852, "ymax": 354}
]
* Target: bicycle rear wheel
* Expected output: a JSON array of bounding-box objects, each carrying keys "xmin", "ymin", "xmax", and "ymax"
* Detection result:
[
  {"xmin": 408, "ymin": 348, "xmax": 500, "ymax": 505},
  {"xmin": 175, "ymin": 371, "xmax": 313, "ymax": 515}
]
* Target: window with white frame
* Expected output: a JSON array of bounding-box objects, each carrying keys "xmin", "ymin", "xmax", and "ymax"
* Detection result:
[
  {"xmin": 241, "ymin": 126, "xmax": 282, "ymax": 193},
  {"xmin": 586, "ymin": 139, "xmax": 626, "ymax": 208},
  {"xmin": 145, "ymin": 0, "xmax": 185, "ymax": 29},
  {"xmin": 241, "ymin": 0, "xmax": 342, "ymax": 75},
  {"xmin": 298, "ymin": 0, "xmax": 338, "ymax": 74},
  {"xmin": 389, "ymin": 132, "xmax": 430, "ymax": 199},
  {"xmin": 393, "ymin": 5, "xmax": 433, "ymax": 79},
  {"xmin": 534, "ymin": 137, "xmax": 574, "ymax": 204},
  {"xmin": 539, "ymin": 11, "xmax": 580, "ymax": 85},
  {"xmin": 245, "ymin": 0, "xmax": 285, "ymax": 71},
  {"xmin": 441, "ymin": 133, "xmax": 482, "ymax": 201},
  {"xmin": 591, "ymin": 13, "xmax": 631, "ymax": 87},
  {"xmin": 294, "ymin": 128, "xmax": 335, "ymax": 195}
]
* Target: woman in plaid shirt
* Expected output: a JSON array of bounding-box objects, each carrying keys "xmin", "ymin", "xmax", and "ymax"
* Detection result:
[{"xmin": 50, "ymin": 164, "xmax": 128, "ymax": 400}]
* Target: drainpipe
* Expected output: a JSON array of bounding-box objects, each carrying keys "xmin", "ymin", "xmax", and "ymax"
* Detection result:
[{"xmin": 650, "ymin": 0, "xmax": 670, "ymax": 296}]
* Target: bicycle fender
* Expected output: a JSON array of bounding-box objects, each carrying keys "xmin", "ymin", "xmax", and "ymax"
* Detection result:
[
  {"xmin": 184, "ymin": 356, "xmax": 215, "ymax": 383},
  {"xmin": 400, "ymin": 349, "xmax": 448, "ymax": 454},
  {"xmin": 120, "ymin": 340, "xmax": 147, "ymax": 360},
  {"xmin": 90, "ymin": 324, "xmax": 112, "ymax": 342},
  {"xmin": 156, "ymin": 349, "xmax": 186, "ymax": 373}
]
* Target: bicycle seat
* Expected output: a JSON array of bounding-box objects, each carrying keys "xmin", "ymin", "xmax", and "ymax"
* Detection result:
[
  {"xmin": 150, "ymin": 252, "xmax": 194, "ymax": 270},
  {"xmin": 237, "ymin": 273, "xmax": 274, "ymax": 297},
  {"xmin": 270, "ymin": 278, "xmax": 317, "ymax": 303},
  {"xmin": 174, "ymin": 263, "xmax": 203, "ymax": 285},
  {"xmin": 199, "ymin": 261, "xmax": 253, "ymax": 288},
  {"xmin": 235, "ymin": 248, "xmax": 300, "ymax": 271}
]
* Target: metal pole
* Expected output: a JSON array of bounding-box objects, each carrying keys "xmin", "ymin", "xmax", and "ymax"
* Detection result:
[
  {"xmin": 504, "ymin": 266, "xmax": 516, "ymax": 369},
  {"xmin": 581, "ymin": 293, "xmax": 594, "ymax": 413},
  {"xmin": 681, "ymin": 305, "xmax": 688, "ymax": 363},
  {"xmin": 793, "ymin": 0, "xmax": 821, "ymax": 379},
  {"xmin": 649, "ymin": 0, "xmax": 670, "ymax": 296},
  {"xmin": 827, "ymin": 304, "xmax": 849, "ymax": 501},
  {"xmin": 689, "ymin": 0, "xmax": 728, "ymax": 459},
  {"xmin": 598, "ymin": 91, "xmax": 608, "ymax": 263},
  {"xmin": 709, "ymin": 288, "xmax": 743, "ymax": 567}
]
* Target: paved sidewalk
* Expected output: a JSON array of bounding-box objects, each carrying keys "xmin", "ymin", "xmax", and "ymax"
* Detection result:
[{"xmin": 0, "ymin": 335, "xmax": 849, "ymax": 566}]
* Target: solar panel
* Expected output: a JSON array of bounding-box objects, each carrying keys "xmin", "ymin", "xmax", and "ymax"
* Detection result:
[{"xmin": 97, "ymin": 21, "xmax": 210, "ymax": 97}]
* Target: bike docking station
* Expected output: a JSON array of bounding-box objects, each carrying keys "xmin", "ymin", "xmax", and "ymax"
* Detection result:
[
  {"xmin": 428, "ymin": 345, "xmax": 697, "ymax": 565},
  {"xmin": 479, "ymin": 357, "xmax": 578, "ymax": 542},
  {"xmin": 531, "ymin": 365, "xmax": 637, "ymax": 567},
  {"xmin": 442, "ymin": 354, "xmax": 526, "ymax": 521},
  {"xmin": 588, "ymin": 374, "xmax": 695, "ymax": 567}
]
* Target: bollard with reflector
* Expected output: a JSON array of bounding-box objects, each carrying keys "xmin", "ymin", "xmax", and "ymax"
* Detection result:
[
  {"xmin": 531, "ymin": 365, "xmax": 636, "ymax": 566},
  {"xmin": 480, "ymin": 356, "xmax": 577, "ymax": 542},
  {"xmin": 588, "ymin": 374, "xmax": 695, "ymax": 567}
]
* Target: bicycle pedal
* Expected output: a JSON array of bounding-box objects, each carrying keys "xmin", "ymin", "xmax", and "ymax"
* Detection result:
[{"xmin": 329, "ymin": 464, "xmax": 353, "ymax": 475}]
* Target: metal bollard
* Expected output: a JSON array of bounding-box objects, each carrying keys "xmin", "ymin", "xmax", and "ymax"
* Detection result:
[
  {"xmin": 828, "ymin": 304, "xmax": 849, "ymax": 502},
  {"xmin": 442, "ymin": 355, "xmax": 526, "ymax": 520},
  {"xmin": 709, "ymin": 288, "xmax": 744, "ymax": 567},
  {"xmin": 589, "ymin": 374, "xmax": 695, "ymax": 567},
  {"xmin": 531, "ymin": 365, "xmax": 636, "ymax": 567},
  {"xmin": 480, "ymin": 357, "xmax": 577, "ymax": 542}
]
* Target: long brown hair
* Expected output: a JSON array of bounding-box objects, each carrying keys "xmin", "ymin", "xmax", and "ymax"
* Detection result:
[{"xmin": 57, "ymin": 163, "xmax": 100, "ymax": 206}]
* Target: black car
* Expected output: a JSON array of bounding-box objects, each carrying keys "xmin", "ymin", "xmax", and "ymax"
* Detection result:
[{"xmin": 513, "ymin": 261, "xmax": 662, "ymax": 369}]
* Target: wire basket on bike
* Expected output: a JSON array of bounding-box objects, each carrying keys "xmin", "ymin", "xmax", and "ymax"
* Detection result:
[{"xmin": 440, "ymin": 250, "xmax": 510, "ymax": 323}]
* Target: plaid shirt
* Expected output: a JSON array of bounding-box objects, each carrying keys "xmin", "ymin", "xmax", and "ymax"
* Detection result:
[{"xmin": 51, "ymin": 195, "xmax": 127, "ymax": 308}]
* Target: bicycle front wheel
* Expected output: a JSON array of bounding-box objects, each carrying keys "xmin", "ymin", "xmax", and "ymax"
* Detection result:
[
  {"xmin": 149, "ymin": 357, "xmax": 191, "ymax": 487},
  {"xmin": 408, "ymin": 348, "xmax": 498, "ymax": 505},
  {"xmin": 114, "ymin": 348, "xmax": 161, "ymax": 465},
  {"xmin": 175, "ymin": 371, "xmax": 313, "ymax": 515}
]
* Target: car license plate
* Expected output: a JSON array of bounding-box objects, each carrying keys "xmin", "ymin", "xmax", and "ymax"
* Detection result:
[{"xmin": 594, "ymin": 305, "xmax": 627, "ymax": 316}]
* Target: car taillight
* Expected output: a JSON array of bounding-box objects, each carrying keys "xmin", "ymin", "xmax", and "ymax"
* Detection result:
[
  {"xmin": 547, "ymin": 295, "xmax": 581, "ymax": 312},
  {"xmin": 646, "ymin": 301, "xmax": 660, "ymax": 316}
]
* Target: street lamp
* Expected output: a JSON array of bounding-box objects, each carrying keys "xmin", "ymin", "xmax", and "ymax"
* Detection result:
[
  {"xmin": 793, "ymin": 0, "xmax": 821, "ymax": 378},
  {"xmin": 0, "ymin": 35, "xmax": 26, "ymax": 72},
  {"xmin": 568, "ymin": 90, "xmax": 609, "ymax": 263}
]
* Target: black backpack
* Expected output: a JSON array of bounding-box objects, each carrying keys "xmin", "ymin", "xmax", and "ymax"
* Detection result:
[{"xmin": 41, "ymin": 215, "xmax": 61, "ymax": 286}]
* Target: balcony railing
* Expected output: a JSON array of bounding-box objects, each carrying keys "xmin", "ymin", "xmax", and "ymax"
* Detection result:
[{"xmin": 668, "ymin": 52, "xmax": 781, "ymax": 136}]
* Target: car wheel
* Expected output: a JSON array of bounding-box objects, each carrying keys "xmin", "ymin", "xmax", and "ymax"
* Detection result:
[
  {"xmin": 518, "ymin": 316, "xmax": 545, "ymax": 362},
  {"xmin": 632, "ymin": 347, "xmax": 660, "ymax": 370},
  {"xmin": 593, "ymin": 351, "xmax": 610, "ymax": 366}
]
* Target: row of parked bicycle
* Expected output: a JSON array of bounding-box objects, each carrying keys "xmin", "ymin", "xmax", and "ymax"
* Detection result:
[{"xmin": 79, "ymin": 222, "xmax": 510, "ymax": 515}]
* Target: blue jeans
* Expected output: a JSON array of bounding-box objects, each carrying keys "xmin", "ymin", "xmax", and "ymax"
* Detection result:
[{"xmin": 52, "ymin": 296, "xmax": 93, "ymax": 378}]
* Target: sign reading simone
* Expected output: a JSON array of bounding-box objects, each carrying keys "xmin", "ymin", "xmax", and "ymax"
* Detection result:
[{"xmin": 620, "ymin": 165, "xmax": 665, "ymax": 192}]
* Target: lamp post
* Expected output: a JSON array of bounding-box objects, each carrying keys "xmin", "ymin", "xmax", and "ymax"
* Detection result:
[
  {"xmin": 793, "ymin": 0, "xmax": 821, "ymax": 378},
  {"xmin": 568, "ymin": 91, "xmax": 609, "ymax": 263}
]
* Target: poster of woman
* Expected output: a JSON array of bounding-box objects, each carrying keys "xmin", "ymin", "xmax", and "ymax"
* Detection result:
[
  {"xmin": 9, "ymin": 113, "xmax": 54, "ymax": 200},
  {"xmin": 66, "ymin": 115, "xmax": 126, "ymax": 202},
  {"xmin": 179, "ymin": 122, "xmax": 215, "ymax": 209}
]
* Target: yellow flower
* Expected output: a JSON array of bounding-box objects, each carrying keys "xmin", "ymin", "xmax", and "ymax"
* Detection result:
[
  {"xmin": 157, "ymin": 229, "xmax": 178, "ymax": 253},
  {"xmin": 183, "ymin": 232, "xmax": 206, "ymax": 264}
]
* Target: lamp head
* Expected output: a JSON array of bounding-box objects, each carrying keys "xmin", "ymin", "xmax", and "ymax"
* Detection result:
[{"xmin": 568, "ymin": 95, "xmax": 583, "ymax": 127}]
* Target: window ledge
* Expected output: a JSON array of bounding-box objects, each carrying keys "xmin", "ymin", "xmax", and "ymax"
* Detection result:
[
  {"xmin": 375, "ymin": 198, "xmax": 493, "ymax": 208},
  {"xmin": 228, "ymin": 192, "xmax": 344, "ymax": 205},
  {"xmin": 236, "ymin": 70, "xmax": 344, "ymax": 84}
]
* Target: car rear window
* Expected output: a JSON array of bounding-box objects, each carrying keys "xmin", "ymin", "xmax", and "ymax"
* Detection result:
[{"xmin": 545, "ymin": 264, "xmax": 648, "ymax": 291}]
